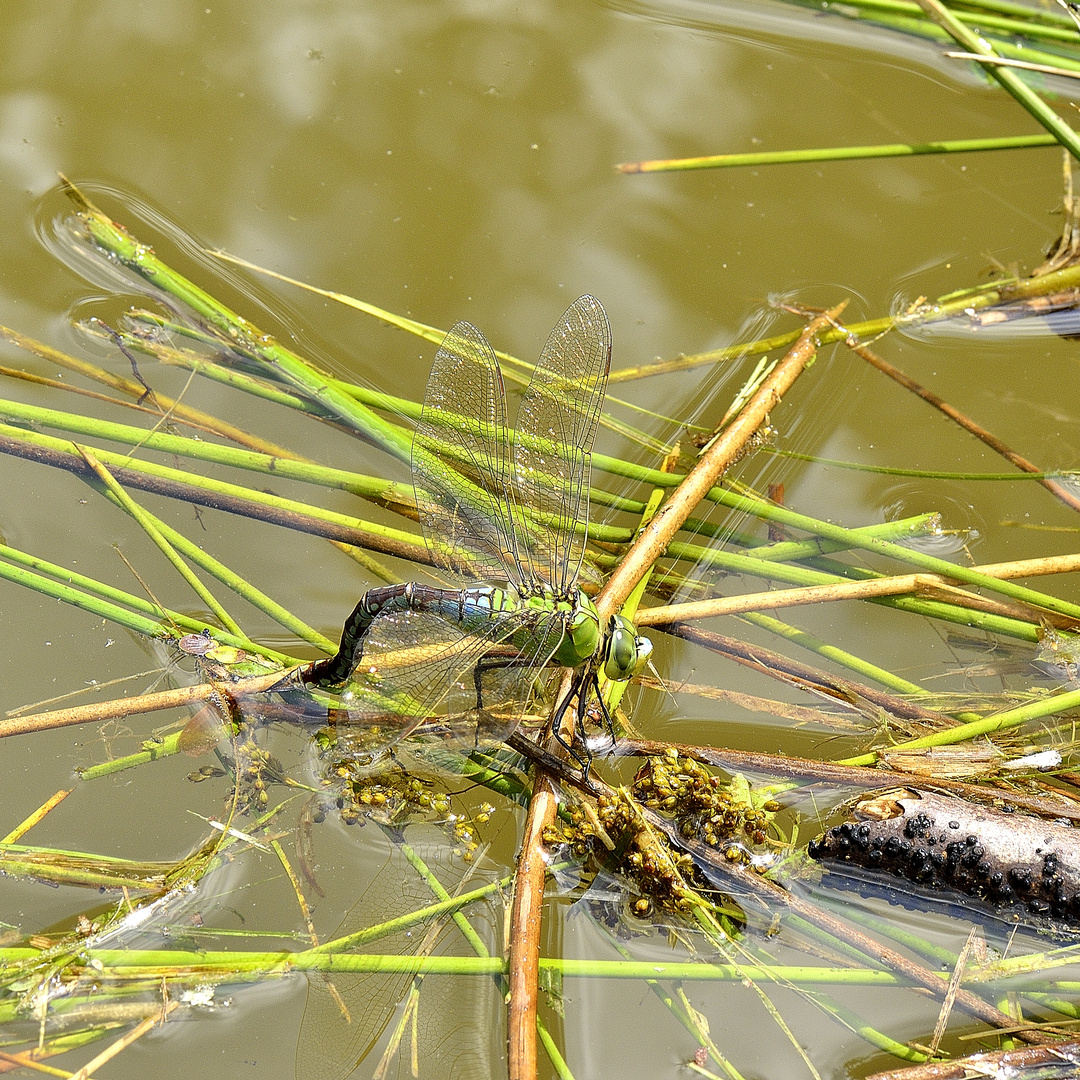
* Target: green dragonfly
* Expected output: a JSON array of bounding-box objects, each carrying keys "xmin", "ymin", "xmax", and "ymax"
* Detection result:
[{"xmin": 307, "ymin": 294, "xmax": 651, "ymax": 758}]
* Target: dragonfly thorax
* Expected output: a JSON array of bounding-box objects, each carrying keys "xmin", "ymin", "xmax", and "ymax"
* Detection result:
[{"xmin": 537, "ymin": 591, "xmax": 652, "ymax": 683}]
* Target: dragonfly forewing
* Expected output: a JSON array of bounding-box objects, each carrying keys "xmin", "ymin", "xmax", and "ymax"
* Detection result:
[
  {"xmin": 514, "ymin": 294, "xmax": 610, "ymax": 593},
  {"xmin": 338, "ymin": 604, "xmax": 568, "ymax": 749},
  {"xmin": 412, "ymin": 319, "xmax": 526, "ymax": 587}
]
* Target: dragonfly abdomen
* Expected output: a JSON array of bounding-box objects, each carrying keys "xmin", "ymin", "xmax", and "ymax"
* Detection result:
[{"xmin": 309, "ymin": 582, "xmax": 519, "ymax": 687}]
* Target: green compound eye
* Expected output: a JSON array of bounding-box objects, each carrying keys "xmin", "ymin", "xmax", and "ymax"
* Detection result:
[{"xmin": 604, "ymin": 614, "xmax": 653, "ymax": 681}]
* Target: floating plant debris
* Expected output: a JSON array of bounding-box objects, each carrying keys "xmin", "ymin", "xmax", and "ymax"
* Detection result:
[{"xmin": 809, "ymin": 788, "xmax": 1080, "ymax": 928}]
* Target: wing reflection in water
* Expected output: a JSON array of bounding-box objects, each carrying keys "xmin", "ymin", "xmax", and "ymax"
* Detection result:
[{"xmin": 296, "ymin": 829, "xmax": 503, "ymax": 1080}]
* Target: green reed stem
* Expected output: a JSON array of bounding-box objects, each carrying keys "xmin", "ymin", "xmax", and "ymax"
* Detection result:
[
  {"xmin": 397, "ymin": 838, "xmax": 570, "ymax": 1069},
  {"xmin": 77, "ymin": 732, "xmax": 188, "ymax": 779},
  {"xmin": 736, "ymin": 612, "xmax": 925, "ymax": 695},
  {"xmin": 0, "ymin": 422, "xmax": 423, "ymax": 552},
  {"xmin": 87, "ymin": 477, "xmax": 334, "ymax": 651},
  {"xmin": 72, "ymin": 200, "xmax": 415, "ymax": 465},
  {"xmin": 766, "ymin": 447, "xmax": 1080, "ymax": 482},
  {"xmin": 0, "ymin": 545, "xmax": 297, "ymax": 665},
  {"xmin": 311, "ymin": 873, "xmax": 513, "ymax": 955},
  {"xmin": 0, "ymin": 397, "xmax": 401, "ymax": 501},
  {"xmin": 845, "ymin": 0, "xmax": 1080, "ymax": 41},
  {"xmin": 803, "ymin": 993, "xmax": 927, "ymax": 1062},
  {"xmin": 606, "ymin": 262, "xmax": 1080, "ymax": 382},
  {"xmin": 916, "ymin": 0, "xmax": 1080, "ymax": 162},
  {"xmin": 714, "ymin": 484, "xmax": 1080, "ymax": 621},
  {"xmin": 80, "ymin": 447, "xmax": 243, "ymax": 635},
  {"xmin": 783, "ymin": 1, "xmax": 1080, "ymax": 71},
  {"xmin": 72, "ymin": 949, "xmax": 912, "ymax": 984},
  {"xmin": 619, "ymin": 133, "xmax": 1058, "ymax": 173},
  {"xmin": 840, "ymin": 685, "xmax": 1080, "ymax": 766}
]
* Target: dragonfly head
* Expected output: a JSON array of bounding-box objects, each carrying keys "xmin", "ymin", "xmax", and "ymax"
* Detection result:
[{"xmin": 603, "ymin": 614, "xmax": 652, "ymax": 682}]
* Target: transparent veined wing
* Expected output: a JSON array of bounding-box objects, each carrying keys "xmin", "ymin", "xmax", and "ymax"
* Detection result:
[
  {"xmin": 412, "ymin": 320, "xmax": 527, "ymax": 588},
  {"xmin": 336, "ymin": 605, "xmax": 568, "ymax": 750},
  {"xmin": 514, "ymin": 295, "xmax": 610, "ymax": 594},
  {"xmin": 296, "ymin": 835, "xmax": 501, "ymax": 1080}
]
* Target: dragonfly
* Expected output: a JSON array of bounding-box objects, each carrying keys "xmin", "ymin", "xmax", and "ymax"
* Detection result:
[{"xmin": 306, "ymin": 294, "xmax": 651, "ymax": 760}]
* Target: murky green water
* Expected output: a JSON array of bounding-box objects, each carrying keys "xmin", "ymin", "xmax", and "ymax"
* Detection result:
[{"xmin": 3, "ymin": 2, "xmax": 1080, "ymax": 1078}]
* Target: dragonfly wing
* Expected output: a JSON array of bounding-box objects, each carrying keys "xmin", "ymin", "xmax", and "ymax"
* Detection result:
[
  {"xmin": 413, "ymin": 320, "xmax": 524, "ymax": 586},
  {"xmin": 514, "ymin": 295, "xmax": 610, "ymax": 592},
  {"xmin": 338, "ymin": 605, "xmax": 566, "ymax": 749},
  {"xmin": 296, "ymin": 836, "xmax": 500, "ymax": 1080}
]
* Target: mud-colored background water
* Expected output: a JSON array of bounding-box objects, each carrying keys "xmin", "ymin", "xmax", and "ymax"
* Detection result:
[{"xmin": 2, "ymin": 2, "xmax": 1080, "ymax": 1078}]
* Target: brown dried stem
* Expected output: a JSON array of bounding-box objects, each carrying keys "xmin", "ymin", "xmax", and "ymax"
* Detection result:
[
  {"xmin": 659, "ymin": 622, "xmax": 951, "ymax": 723},
  {"xmin": 846, "ymin": 336, "xmax": 1080, "ymax": 515},
  {"xmin": 506, "ymin": 304, "xmax": 840, "ymax": 1080},
  {"xmin": 0, "ymin": 669, "xmax": 295, "ymax": 741},
  {"xmin": 865, "ymin": 1039, "xmax": 1080, "ymax": 1080},
  {"xmin": 636, "ymin": 551, "xmax": 1080, "ymax": 627}
]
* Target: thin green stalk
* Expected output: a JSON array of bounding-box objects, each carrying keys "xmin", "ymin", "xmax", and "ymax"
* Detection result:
[
  {"xmin": 660, "ymin": 529, "xmax": 1048, "ymax": 643},
  {"xmin": 607, "ymin": 934, "xmax": 747, "ymax": 1080},
  {"xmin": 714, "ymin": 483, "xmax": 1080, "ymax": 622},
  {"xmin": 838, "ymin": 904, "xmax": 961, "ymax": 969},
  {"xmin": 786, "ymin": 1, "xmax": 1080, "ymax": 72},
  {"xmin": 800, "ymin": 991, "xmax": 927, "ymax": 1062},
  {"xmin": 606, "ymin": 262, "xmax": 1080, "ymax": 382},
  {"xmin": 0, "ymin": 546, "xmax": 297, "ymax": 665},
  {"xmin": 1020, "ymin": 993, "xmax": 1080, "ymax": 1019},
  {"xmin": 0, "ymin": 396, "xmax": 402, "ymax": 502},
  {"xmin": 79, "ymin": 447, "xmax": 243, "ymax": 636},
  {"xmin": 88, "ymin": 478, "xmax": 334, "ymax": 652},
  {"xmin": 310, "ymin": 874, "xmax": 514, "ymax": 955},
  {"xmin": 0, "ymin": 321, "xmax": 304, "ymax": 459},
  {"xmin": 844, "ymin": 0, "xmax": 1080, "ymax": 42},
  {"xmin": 0, "ymin": 422, "xmax": 423, "ymax": 553},
  {"xmin": 840, "ymin": 685, "xmax": 1080, "ymax": 766},
  {"xmin": 536, "ymin": 1024, "xmax": 576, "ymax": 1080},
  {"xmin": 619, "ymin": 133, "xmax": 1059, "ymax": 173},
  {"xmin": 736, "ymin": 612, "xmax": 926, "ymax": 695},
  {"xmin": 198, "ymin": 254, "xmax": 668, "ymax": 455},
  {"xmin": 916, "ymin": 0, "xmax": 1080, "ymax": 163},
  {"xmin": 77, "ymin": 948, "xmax": 911, "ymax": 983},
  {"xmin": 70, "ymin": 192, "xmax": 592, "ymax": 534},
  {"xmin": 950, "ymin": 0, "xmax": 1076, "ymax": 27},
  {"xmin": 77, "ymin": 731, "xmax": 191, "ymax": 779},
  {"xmin": 70, "ymin": 197, "xmax": 413, "ymax": 465},
  {"xmin": 0, "ymin": 859, "xmax": 161, "ymax": 891},
  {"xmin": 766, "ymin": 447, "xmax": 1080, "ymax": 482},
  {"xmin": 396, "ymin": 841, "xmax": 569, "ymax": 1075},
  {"xmin": 162, "ymin": 350, "xmax": 321, "ymax": 411}
]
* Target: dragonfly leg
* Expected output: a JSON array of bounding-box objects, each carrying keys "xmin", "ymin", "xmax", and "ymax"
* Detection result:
[
  {"xmin": 471, "ymin": 652, "xmax": 533, "ymax": 744},
  {"xmin": 587, "ymin": 669, "xmax": 620, "ymax": 752},
  {"xmin": 549, "ymin": 668, "xmax": 593, "ymax": 775}
]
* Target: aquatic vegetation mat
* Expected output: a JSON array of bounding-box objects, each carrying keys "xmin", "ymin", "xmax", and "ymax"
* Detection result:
[{"xmin": 10, "ymin": 153, "xmax": 1080, "ymax": 1079}]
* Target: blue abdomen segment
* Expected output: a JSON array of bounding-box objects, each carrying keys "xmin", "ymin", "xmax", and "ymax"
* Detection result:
[{"xmin": 309, "ymin": 583, "xmax": 517, "ymax": 687}]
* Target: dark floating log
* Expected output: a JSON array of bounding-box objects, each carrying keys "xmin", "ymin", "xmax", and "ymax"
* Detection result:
[{"xmin": 809, "ymin": 788, "xmax": 1080, "ymax": 929}]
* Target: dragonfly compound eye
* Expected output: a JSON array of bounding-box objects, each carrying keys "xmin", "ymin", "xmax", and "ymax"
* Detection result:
[{"xmin": 604, "ymin": 615, "xmax": 652, "ymax": 681}]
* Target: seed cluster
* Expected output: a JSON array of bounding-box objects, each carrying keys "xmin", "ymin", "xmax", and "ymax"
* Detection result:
[
  {"xmin": 544, "ymin": 789, "xmax": 703, "ymax": 918},
  {"xmin": 543, "ymin": 750, "xmax": 773, "ymax": 920},
  {"xmin": 633, "ymin": 748, "xmax": 774, "ymax": 853},
  {"xmin": 235, "ymin": 737, "xmax": 282, "ymax": 813},
  {"xmin": 322, "ymin": 760, "xmax": 491, "ymax": 860}
]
